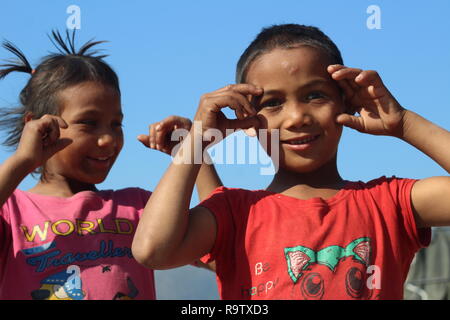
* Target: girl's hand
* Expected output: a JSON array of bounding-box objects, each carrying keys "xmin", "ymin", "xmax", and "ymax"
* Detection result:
[
  {"xmin": 193, "ymin": 84, "xmax": 263, "ymax": 144},
  {"xmin": 138, "ymin": 115, "xmax": 193, "ymax": 155},
  {"xmin": 328, "ymin": 65, "xmax": 406, "ymax": 137},
  {"xmin": 14, "ymin": 114, "xmax": 71, "ymax": 172}
]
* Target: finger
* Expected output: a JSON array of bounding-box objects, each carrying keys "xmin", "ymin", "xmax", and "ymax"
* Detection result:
[
  {"xmin": 40, "ymin": 117, "xmax": 61, "ymax": 147},
  {"xmin": 54, "ymin": 116, "xmax": 68, "ymax": 129},
  {"xmin": 159, "ymin": 115, "xmax": 192, "ymax": 131},
  {"xmin": 216, "ymin": 83, "xmax": 263, "ymax": 97},
  {"xmin": 327, "ymin": 64, "xmax": 346, "ymax": 74},
  {"xmin": 229, "ymin": 91, "xmax": 257, "ymax": 117},
  {"xmin": 155, "ymin": 123, "xmax": 168, "ymax": 152},
  {"xmin": 149, "ymin": 123, "xmax": 157, "ymax": 149},
  {"xmin": 217, "ymin": 84, "xmax": 262, "ymax": 114},
  {"xmin": 336, "ymin": 79, "xmax": 355, "ymax": 100},
  {"xmin": 330, "ymin": 67, "xmax": 363, "ymax": 91},
  {"xmin": 207, "ymin": 94, "xmax": 247, "ymax": 119},
  {"xmin": 335, "ymin": 113, "xmax": 365, "ymax": 132},
  {"xmin": 354, "ymin": 70, "xmax": 386, "ymax": 98},
  {"xmin": 137, "ymin": 134, "xmax": 151, "ymax": 148}
]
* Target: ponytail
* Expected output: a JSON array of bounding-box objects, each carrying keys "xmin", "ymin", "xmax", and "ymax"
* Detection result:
[{"xmin": 0, "ymin": 40, "xmax": 33, "ymax": 79}]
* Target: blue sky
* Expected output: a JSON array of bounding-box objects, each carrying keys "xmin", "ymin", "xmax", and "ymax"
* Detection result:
[{"xmin": 1, "ymin": 0, "xmax": 449, "ymax": 299}]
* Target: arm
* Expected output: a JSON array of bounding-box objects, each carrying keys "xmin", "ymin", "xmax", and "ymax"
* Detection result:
[
  {"xmin": 0, "ymin": 154, "xmax": 32, "ymax": 206},
  {"xmin": 132, "ymin": 84, "xmax": 261, "ymax": 269},
  {"xmin": 196, "ymin": 153, "xmax": 222, "ymax": 201},
  {"xmin": 328, "ymin": 65, "xmax": 450, "ymax": 228},
  {"xmin": 400, "ymin": 111, "xmax": 450, "ymax": 227},
  {"xmin": 0, "ymin": 114, "xmax": 69, "ymax": 207}
]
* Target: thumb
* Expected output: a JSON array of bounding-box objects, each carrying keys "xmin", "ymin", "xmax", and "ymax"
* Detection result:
[
  {"xmin": 137, "ymin": 134, "xmax": 150, "ymax": 148},
  {"xmin": 336, "ymin": 113, "xmax": 365, "ymax": 132}
]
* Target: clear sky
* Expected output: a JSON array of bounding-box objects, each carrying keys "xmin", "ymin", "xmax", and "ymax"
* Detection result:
[{"xmin": 1, "ymin": 0, "xmax": 449, "ymax": 299}]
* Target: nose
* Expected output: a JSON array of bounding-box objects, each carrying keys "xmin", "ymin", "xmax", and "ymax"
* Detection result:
[
  {"xmin": 97, "ymin": 131, "xmax": 118, "ymax": 148},
  {"xmin": 283, "ymin": 102, "xmax": 313, "ymax": 130}
]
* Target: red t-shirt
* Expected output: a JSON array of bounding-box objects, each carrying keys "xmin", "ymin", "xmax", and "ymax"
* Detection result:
[{"xmin": 199, "ymin": 176, "xmax": 430, "ymax": 300}]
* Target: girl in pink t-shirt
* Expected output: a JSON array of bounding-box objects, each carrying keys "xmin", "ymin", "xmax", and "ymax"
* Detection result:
[{"xmin": 0, "ymin": 30, "xmax": 218, "ymax": 300}]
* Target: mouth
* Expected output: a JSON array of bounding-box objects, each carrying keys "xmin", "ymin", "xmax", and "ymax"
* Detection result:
[
  {"xmin": 282, "ymin": 134, "xmax": 321, "ymax": 145},
  {"xmin": 86, "ymin": 155, "xmax": 115, "ymax": 168}
]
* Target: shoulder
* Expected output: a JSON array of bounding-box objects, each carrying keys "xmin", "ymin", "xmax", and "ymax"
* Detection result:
[
  {"xmin": 98, "ymin": 187, "xmax": 152, "ymax": 207},
  {"xmin": 346, "ymin": 176, "xmax": 417, "ymax": 194},
  {"xmin": 201, "ymin": 186, "xmax": 269, "ymax": 205}
]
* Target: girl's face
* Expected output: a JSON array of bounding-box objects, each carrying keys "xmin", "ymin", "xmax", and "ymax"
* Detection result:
[
  {"xmin": 44, "ymin": 81, "xmax": 124, "ymax": 185},
  {"xmin": 246, "ymin": 46, "xmax": 345, "ymax": 173}
]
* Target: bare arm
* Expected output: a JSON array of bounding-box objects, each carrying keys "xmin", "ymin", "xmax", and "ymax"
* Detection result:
[
  {"xmin": 0, "ymin": 155, "xmax": 32, "ymax": 207},
  {"xmin": 132, "ymin": 84, "xmax": 261, "ymax": 269},
  {"xmin": 0, "ymin": 115, "xmax": 69, "ymax": 207},
  {"xmin": 329, "ymin": 65, "xmax": 450, "ymax": 228},
  {"xmin": 399, "ymin": 111, "xmax": 450, "ymax": 227},
  {"xmin": 133, "ymin": 131, "xmax": 218, "ymax": 269},
  {"xmin": 196, "ymin": 153, "xmax": 222, "ymax": 201}
]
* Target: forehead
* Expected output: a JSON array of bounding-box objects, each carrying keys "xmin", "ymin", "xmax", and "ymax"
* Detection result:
[
  {"xmin": 246, "ymin": 46, "xmax": 332, "ymax": 86},
  {"xmin": 57, "ymin": 81, "xmax": 122, "ymax": 116}
]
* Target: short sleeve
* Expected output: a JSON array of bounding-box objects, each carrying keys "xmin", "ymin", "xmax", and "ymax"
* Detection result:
[
  {"xmin": 114, "ymin": 187, "xmax": 152, "ymax": 212},
  {"xmin": 197, "ymin": 186, "xmax": 234, "ymax": 264},
  {"xmin": 388, "ymin": 177, "xmax": 431, "ymax": 250}
]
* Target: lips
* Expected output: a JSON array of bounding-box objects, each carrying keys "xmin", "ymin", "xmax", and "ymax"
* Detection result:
[
  {"xmin": 282, "ymin": 134, "xmax": 320, "ymax": 145},
  {"xmin": 86, "ymin": 155, "xmax": 115, "ymax": 169},
  {"xmin": 281, "ymin": 134, "xmax": 320, "ymax": 151}
]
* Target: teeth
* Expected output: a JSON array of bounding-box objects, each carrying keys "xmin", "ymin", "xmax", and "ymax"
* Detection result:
[
  {"xmin": 94, "ymin": 157, "xmax": 110, "ymax": 161},
  {"xmin": 289, "ymin": 136, "xmax": 316, "ymax": 144}
]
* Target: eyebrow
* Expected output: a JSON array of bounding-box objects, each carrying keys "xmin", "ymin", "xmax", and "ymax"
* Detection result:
[
  {"xmin": 75, "ymin": 109, "xmax": 124, "ymax": 118},
  {"xmin": 262, "ymin": 78, "xmax": 333, "ymax": 96}
]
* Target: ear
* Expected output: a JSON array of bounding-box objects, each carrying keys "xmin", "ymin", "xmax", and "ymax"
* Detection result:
[{"xmin": 23, "ymin": 111, "xmax": 34, "ymax": 124}]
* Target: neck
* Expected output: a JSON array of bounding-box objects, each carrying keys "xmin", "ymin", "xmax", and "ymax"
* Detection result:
[
  {"xmin": 267, "ymin": 157, "xmax": 345, "ymax": 195},
  {"xmin": 28, "ymin": 173, "xmax": 97, "ymax": 198}
]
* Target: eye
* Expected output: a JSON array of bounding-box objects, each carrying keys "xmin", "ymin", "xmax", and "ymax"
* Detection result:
[
  {"xmin": 260, "ymin": 99, "xmax": 283, "ymax": 109},
  {"xmin": 78, "ymin": 119, "xmax": 96, "ymax": 126},
  {"xmin": 111, "ymin": 121, "xmax": 123, "ymax": 130},
  {"xmin": 112, "ymin": 121, "xmax": 123, "ymax": 129},
  {"xmin": 305, "ymin": 91, "xmax": 327, "ymax": 102}
]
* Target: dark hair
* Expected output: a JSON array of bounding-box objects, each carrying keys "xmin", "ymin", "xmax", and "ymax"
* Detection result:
[
  {"xmin": 0, "ymin": 30, "xmax": 120, "ymax": 150},
  {"xmin": 236, "ymin": 24, "xmax": 344, "ymax": 83}
]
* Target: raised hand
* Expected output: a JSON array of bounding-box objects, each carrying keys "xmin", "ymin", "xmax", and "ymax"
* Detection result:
[
  {"xmin": 138, "ymin": 115, "xmax": 193, "ymax": 155},
  {"xmin": 193, "ymin": 84, "xmax": 263, "ymax": 143},
  {"xmin": 328, "ymin": 64, "xmax": 406, "ymax": 137},
  {"xmin": 15, "ymin": 114, "xmax": 71, "ymax": 172}
]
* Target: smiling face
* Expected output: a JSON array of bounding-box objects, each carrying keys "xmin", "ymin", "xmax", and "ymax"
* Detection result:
[
  {"xmin": 246, "ymin": 46, "xmax": 345, "ymax": 173},
  {"xmin": 43, "ymin": 81, "xmax": 124, "ymax": 186}
]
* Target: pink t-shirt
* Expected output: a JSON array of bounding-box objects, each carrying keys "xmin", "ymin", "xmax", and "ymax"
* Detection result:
[{"xmin": 0, "ymin": 188, "xmax": 155, "ymax": 300}]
